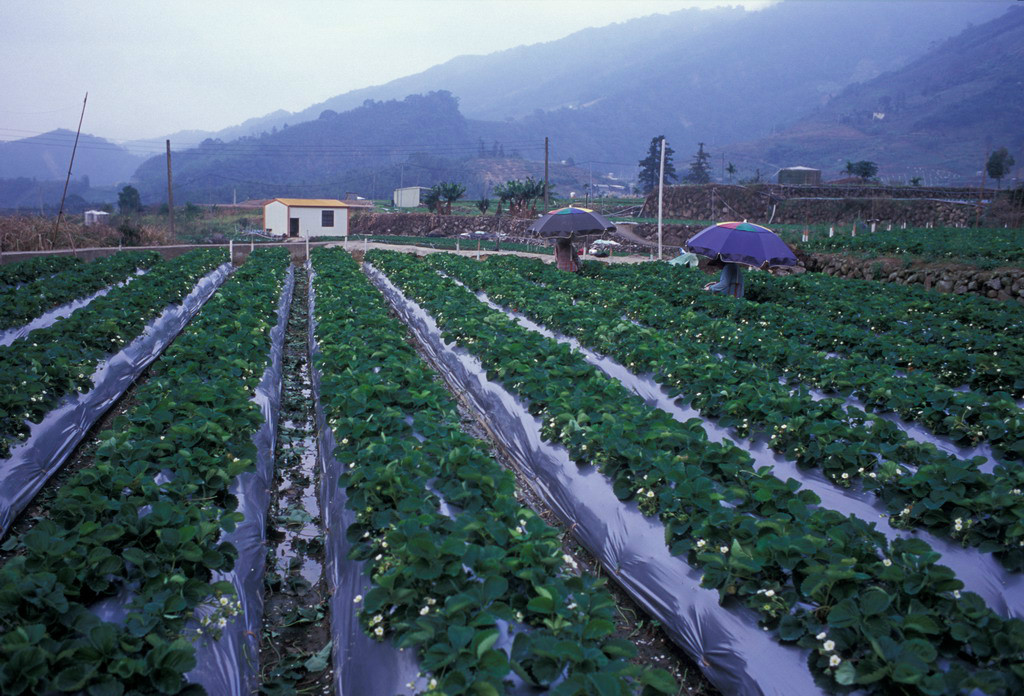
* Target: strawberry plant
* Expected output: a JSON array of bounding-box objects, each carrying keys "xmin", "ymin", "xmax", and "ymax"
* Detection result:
[
  {"xmin": 311, "ymin": 247, "xmax": 673, "ymax": 695},
  {"xmin": 0, "ymin": 249, "xmax": 226, "ymax": 459},
  {"xmin": 0, "ymin": 250, "xmax": 161, "ymax": 331},
  {"xmin": 369, "ymin": 249, "xmax": 1024, "ymax": 695},
  {"xmin": 432, "ymin": 254, "xmax": 1024, "ymax": 567},
  {"xmin": 0, "ymin": 254, "xmax": 81, "ymax": 291},
  {"xmin": 0, "ymin": 247, "xmax": 292, "ymax": 695}
]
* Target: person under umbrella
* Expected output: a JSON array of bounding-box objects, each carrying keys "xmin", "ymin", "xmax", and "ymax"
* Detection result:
[
  {"xmin": 684, "ymin": 220, "xmax": 798, "ymax": 299},
  {"xmin": 529, "ymin": 206, "xmax": 615, "ymax": 273},
  {"xmin": 703, "ymin": 260, "xmax": 744, "ymax": 297},
  {"xmin": 554, "ymin": 237, "xmax": 581, "ymax": 272}
]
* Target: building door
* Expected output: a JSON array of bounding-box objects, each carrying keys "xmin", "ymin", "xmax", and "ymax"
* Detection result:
[{"xmin": 289, "ymin": 218, "xmax": 299, "ymax": 237}]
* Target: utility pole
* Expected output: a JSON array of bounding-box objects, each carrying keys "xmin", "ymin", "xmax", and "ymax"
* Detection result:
[
  {"xmin": 975, "ymin": 150, "xmax": 988, "ymax": 228},
  {"xmin": 166, "ymin": 140, "xmax": 175, "ymax": 238},
  {"xmin": 657, "ymin": 137, "xmax": 666, "ymax": 260},
  {"xmin": 544, "ymin": 137, "xmax": 549, "ymax": 210},
  {"xmin": 54, "ymin": 92, "xmax": 88, "ymax": 242}
]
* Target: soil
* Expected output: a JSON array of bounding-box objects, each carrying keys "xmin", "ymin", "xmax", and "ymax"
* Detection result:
[{"xmin": 258, "ymin": 265, "xmax": 334, "ymax": 694}]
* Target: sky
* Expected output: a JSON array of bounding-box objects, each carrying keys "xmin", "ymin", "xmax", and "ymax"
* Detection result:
[{"xmin": 0, "ymin": 0, "xmax": 775, "ymax": 150}]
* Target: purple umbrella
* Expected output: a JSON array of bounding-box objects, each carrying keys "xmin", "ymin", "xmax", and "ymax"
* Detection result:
[{"xmin": 684, "ymin": 221, "xmax": 798, "ymax": 268}]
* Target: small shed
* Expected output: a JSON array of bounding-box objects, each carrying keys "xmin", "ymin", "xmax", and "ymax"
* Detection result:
[
  {"xmin": 262, "ymin": 198, "xmax": 350, "ymax": 238},
  {"xmin": 83, "ymin": 210, "xmax": 110, "ymax": 226},
  {"xmin": 777, "ymin": 166, "xmax": 822, "ymax": 185},
  {"xmin": 393, "ymin": 186, "xmax": 430, "ymax": 208}
]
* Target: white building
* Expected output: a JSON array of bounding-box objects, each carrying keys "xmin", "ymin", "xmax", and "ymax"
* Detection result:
[
  {"xmin": 262, "ymin": 198, "xmax": 350, "ymax": 238},
  {"xmin": 83, "ymin": 210, "xmax": 110, "ymax": 226},
  {"xmin": 392, "ymin": 186, "xmax": 430, "ymax": 208}
]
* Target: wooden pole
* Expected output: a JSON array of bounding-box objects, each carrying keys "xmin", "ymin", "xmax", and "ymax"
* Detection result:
[
  {"xmin": 657, "ymin": 138, "xmax": 666, "ymax": 260},
  {"xmin": 166, "ymin": 140, "xmax": 176, "ymax": 238},
  {"xmin": 54, "ymin": 92, "xmax": 88, "ymax": 241},
  {"xmin": 976, "ymin": 151, "xmax": 988, "ymax": 228},
  {"xmin": 543, "ymin": 136, "xmax": 550, "ymax": 210}
]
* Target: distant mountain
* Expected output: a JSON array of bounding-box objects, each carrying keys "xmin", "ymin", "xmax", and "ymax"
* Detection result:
[
  {"xmin": 729, "ymin": 6, "xmax": 1024, "ymax": 184},
  {"xmin": 187, "ymin": 1, "xmax": 1011, "ymax": 164},
  {"xmin": 129, "ymin": 0, "xmax": 1019, "ymax": 200},
  {"xmin": 0, "ymin": 129, "xmax": 143, "ymax": 186},
  {"xmin": 132, "ymin": 91, "xmax": 533, "ymax": 203}
]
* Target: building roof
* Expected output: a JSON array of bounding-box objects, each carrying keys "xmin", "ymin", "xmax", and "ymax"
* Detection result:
[
  {"xmin": 268, "ymin": 198, "xmax": 349, "ymax": 208},
  {"xmin": 779, "ymin": 166, "xmax": 820, "ymax": 172}
]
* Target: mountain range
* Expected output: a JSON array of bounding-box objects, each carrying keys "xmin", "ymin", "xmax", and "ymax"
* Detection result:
[{"xmin": 2, "ymin": 0, "xmax": 1020, "ymax": 208}]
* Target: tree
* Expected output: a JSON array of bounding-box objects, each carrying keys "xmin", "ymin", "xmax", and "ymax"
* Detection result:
[
  {"xmin": 726, "ymin": 162, "xmax": 737, "ymax": 183},
  {"xmin": 843, "ymin": 160, "xmax": 877, "ymax": 181},
  {"xmin": 844, "ymin": 160, "xmax": 878, "ymax": 181},
  {"xmin": 476, "ymin": 196, "xmax": 490, "ymax": 214},
  {"xmin": 685, "ymin": 142, "xmax": 713, "ymax": 184},
  {"xmin": 986, "ymin": 148, "xmax": 1015, "ymax": 189},
  {"xmin": 437, "ymin": 181, "xmax": 465, "ymax": 214},
  {"xmin": 118, "ymin": 185, "xmax": 141, "ymax": 215},
  {"xmin": 493, "ymin": 178, "xmax": 546, "ymax": 217},
  {"xmin": 637, "ymin": 136, "xmax": 677, "ymax": 194},
  {"xmin": 422, "ymin": 187, "xmax": 441, "ymax": 213}
]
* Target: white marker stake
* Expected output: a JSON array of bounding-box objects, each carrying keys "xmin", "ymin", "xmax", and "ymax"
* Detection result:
[{"xmin": 829, "ymin": 226, "xmax": 834, "ymax": 238}]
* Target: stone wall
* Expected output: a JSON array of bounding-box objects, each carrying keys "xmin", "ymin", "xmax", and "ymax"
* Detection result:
[
  {"xmin": 351, "ymin": 211, "xmax": 535, "ymax": 237},
  {"xmin": 640, "ymin": 184, "xmax": 984, "ymax": 226},
  {"xmin": 804, "ymin": 254, "xmax": 1024, "ymax": 305}
]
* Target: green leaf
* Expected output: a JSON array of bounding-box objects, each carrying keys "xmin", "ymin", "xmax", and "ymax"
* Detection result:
[
  {"xmin": 447, "ymin": 625, "xmax": 474, "ymax": 650},
  {"xmin": 834, "ymin": 661, "xmax": 857, "ymax": 686},
  {"xmin": 583, "ymin": 618, "xmax": 615, "ymax": 640},
  {"xmin": 482, "ymin": 575, "xmax": 508, "ymax": 604},
  {"xmin": 860, "ymin": 588, "xmax": 892, "ymax": 616},
  {"xmin": 527, "ymin": 595, "xmax": 554, "ymax": 615},
  {"xmin": 640, "ymin": 667, "xmax": 677, "ymax": 693},
  {"xmin": 777, "ymin": 614, "xmax": 805, "ymax": 641},
  {"xmin": 475, "ymin": 629, "xmax": 500, "ymax": 658},
  {"xmin": 54, "ymin": 664, "xmax": 96, "ymax": 691},
  {"xmin": 827, "ymin": 598, "xmax": 860, "ymax": 628},
  {"xmin": 304, "ymin": 641, "xmax": 332, "ymax": 673},
  {"xmin": 587, "ymin": 672, "xmax": 624, "ymax": 696},
  {"xmin": 601, "ymin": 637, "xmax": 637, "ymax": 658}
]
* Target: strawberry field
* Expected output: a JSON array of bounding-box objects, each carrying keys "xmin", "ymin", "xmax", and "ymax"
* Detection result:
[{"xmin": 0, "ymin": 245, "xmax": 1022, "ymax": 695}]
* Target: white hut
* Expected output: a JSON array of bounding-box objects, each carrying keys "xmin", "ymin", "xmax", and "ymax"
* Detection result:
[
  {"xmin": 83, "ymin": 210, "xmax": 110, "ymax": 226},
  {"xmin": 262, "ymin": 198, "xmax": 350, "ymax": 238}
]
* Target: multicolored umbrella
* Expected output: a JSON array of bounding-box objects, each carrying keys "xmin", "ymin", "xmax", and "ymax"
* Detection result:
[
  {"xmin": 684, "ymin": 221, "xmax": 798, "ymax": 268},
  {"xmin": 528, "ymin": 206, "xmax": 616, "ymax": 238}
]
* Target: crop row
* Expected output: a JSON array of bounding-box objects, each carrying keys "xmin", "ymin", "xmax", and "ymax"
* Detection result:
[
  {"xmin": 369, "ymin": 249, "xmax": 1024, "ymax": 695},
  {"xmin": 776, "ymin": 226, "xmax": 1024, "ymax": 267},
  {"xmin": 0, "ymin": 247, "xmax": 292, "ymax": 695},
  {"xmin": 0, "ymin": 251, "xmax": 161, "ymax": 331},
  {"xmin": 743, "ymin": 266, "xmax": 1023, "ymax": 364},
  {"xmin": 362, "ymin": 234, "xmax": 554, "ymax": 255},
  {"xmin": 585, "ymin": 262, "xmax": 1024, "ymax": 449},
  {"xmin": 0, "ymin": 254, "xmax": 81, "ymax": 290},
  {"xmin": 593, "ymin": 261, "xmax": 1023, "ymax": 400},
  {"xmin": 310, "ymin": 247, "xmax": 672, "ymax": 695},
  {"xmin": 432, "ymin": 253, "xmax": 1024, "ymax": 567},
  {"xmin": 0, "ymin": 249, "xmax": 226, "ymax": 459}
]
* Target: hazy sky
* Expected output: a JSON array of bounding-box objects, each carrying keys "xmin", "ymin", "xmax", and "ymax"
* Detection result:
[{"xmin": 0, "ymin": 0, "xmax": 775, "ymax": 149}]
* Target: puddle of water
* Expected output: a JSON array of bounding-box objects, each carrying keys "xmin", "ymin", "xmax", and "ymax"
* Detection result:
[{"xmin": 274, "ymin": 430, "xmax": 322, "ymax": 586}]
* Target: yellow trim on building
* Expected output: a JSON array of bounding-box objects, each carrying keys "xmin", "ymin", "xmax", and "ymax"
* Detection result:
[{"xmin": 271, "ymin": 198, "xmax": 349, "ymax": 208}]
